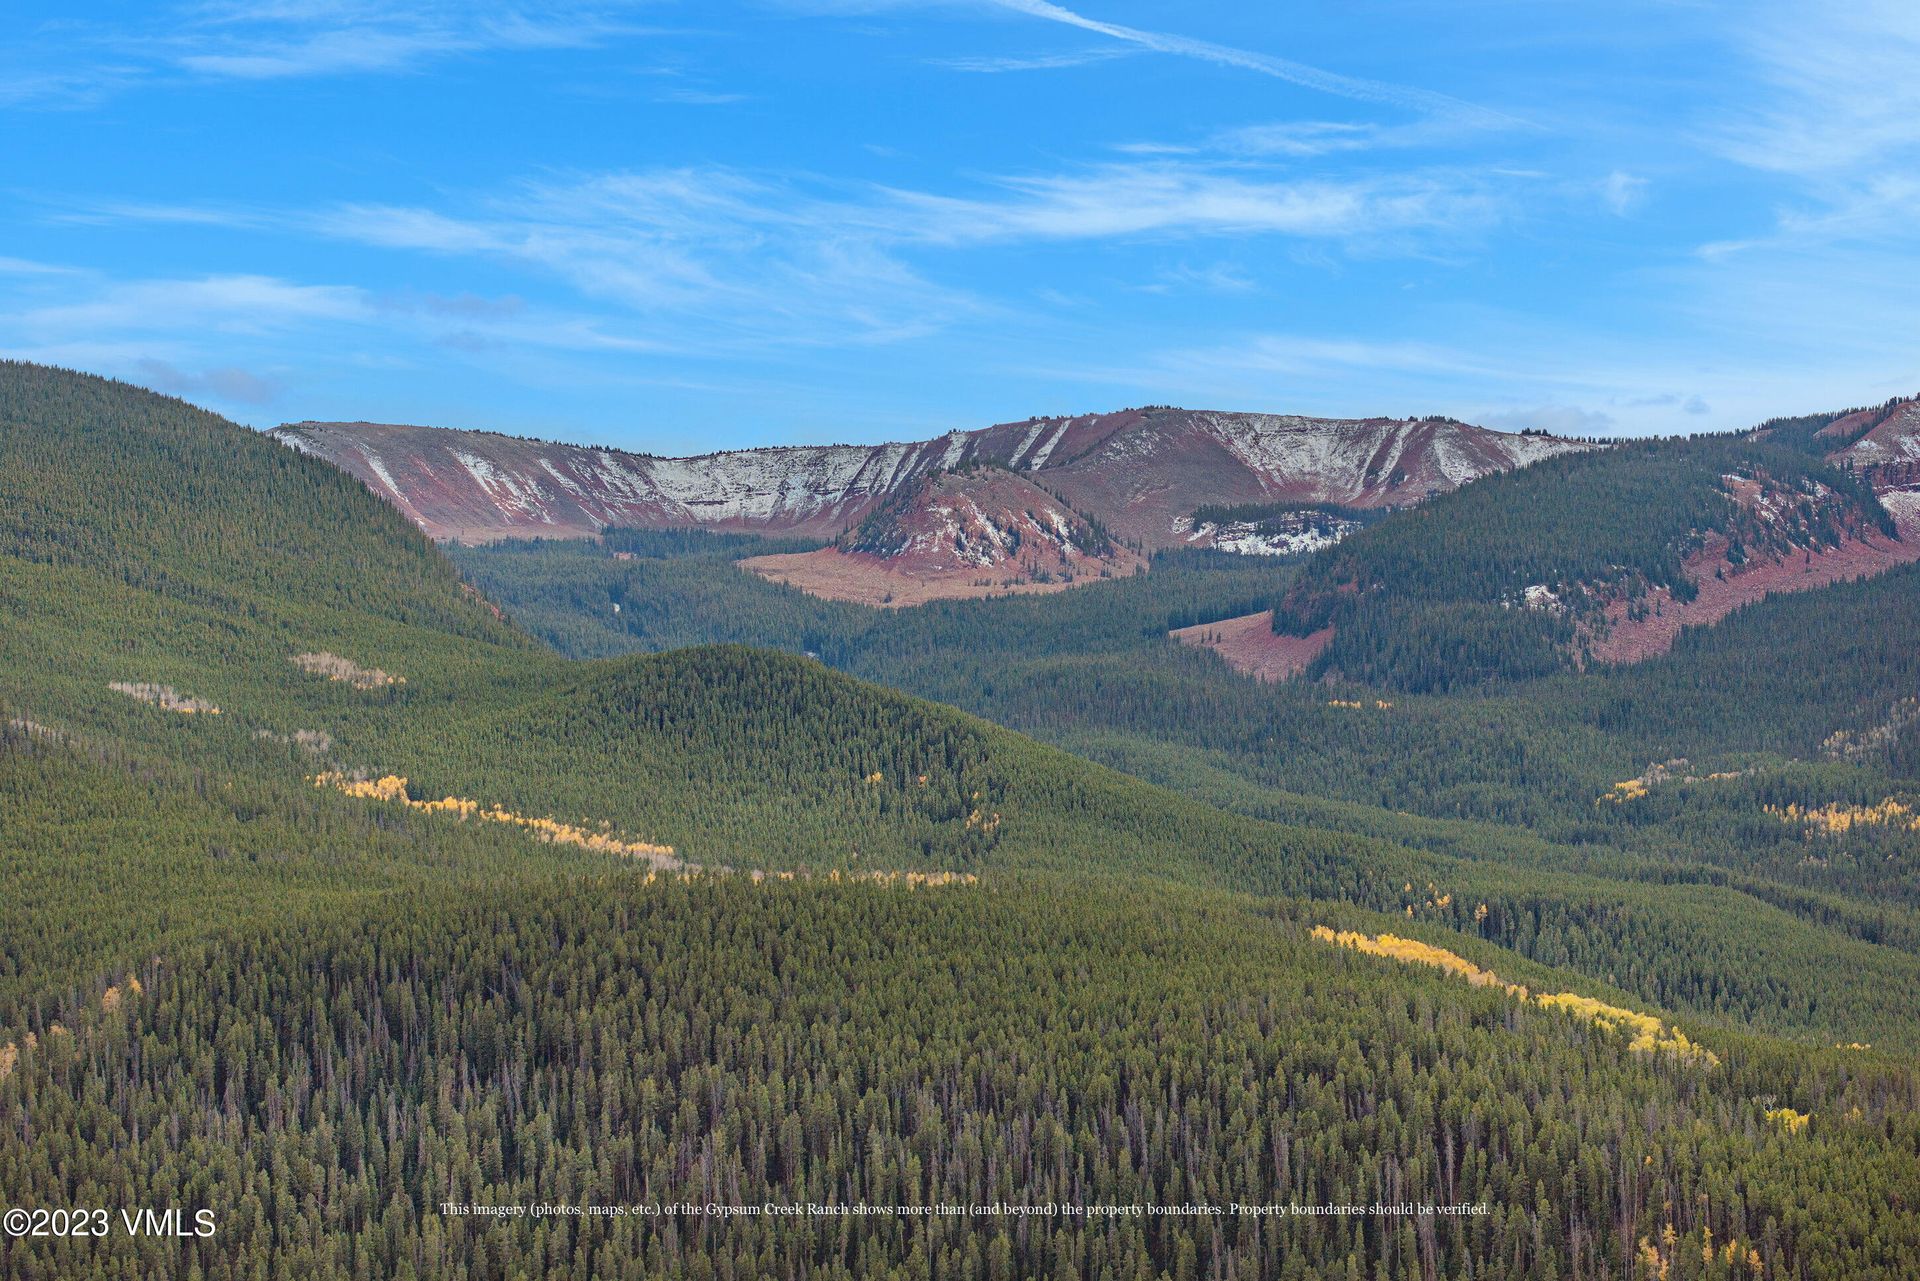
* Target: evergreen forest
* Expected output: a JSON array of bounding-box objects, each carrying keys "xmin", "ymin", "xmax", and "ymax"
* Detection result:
[{"xmin": 3, "ymin": 362, "xmax": 1919, "ymax": 1278}]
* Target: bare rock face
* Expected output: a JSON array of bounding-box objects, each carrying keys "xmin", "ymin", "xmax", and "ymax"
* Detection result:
[
  {"xmin": 1820, "ymin": 398, "xmax": 1920, "ymax": 494},
  {"xmin": 1002, "ymin": 411, "xmax": 1594, "ymax": 547},
  {"xmin": 737, "ymin": 467, "xmax": 1144, "ymax": 605},
  {"xmin": 271, "ymin": 408, "xmax": 1593, "ymax": 549},
  {"xmin": 839, "ymin": 468, "xmax": 1120, "ymax": 573},
  {"xmin": 269, "ymin": 420, "xmax": 964, "ymax": 543}
]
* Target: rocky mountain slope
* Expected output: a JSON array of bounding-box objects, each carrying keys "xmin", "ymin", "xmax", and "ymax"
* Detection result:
[
  {"xmin": 271, "ymin": 409, "xmax": 1594, "ymax": 548},
  {"xmin": 738, "ymin": 466, "xmax": 1143, "ymax": 605},
  {"xmin": 1010, "ymin": 411, "xmax": 1591, "ymax": 546},
  {"xmin": 1822, "ymin": 397, "xmax": 1920, "ymax": 489}
]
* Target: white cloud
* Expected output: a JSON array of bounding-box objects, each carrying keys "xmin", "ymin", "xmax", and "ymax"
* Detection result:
[
  {"xmin": 1040, "ymin": 315, "xmax": 1913, "ymax": 442},
  {"xmin": 981, "ymin": 0, "xmax": 1515, "ymax": 127},
  {"xmin": 652, "ymin": 87, "xmax": 749, "ymax": 104},
  {"xmin": 1216, "ymin": 121, "xmax": 1385, "ymax": 158},
  {"xmin": 173, "ymin": 3, "xmax": 653, "ymax": 79},
  {"xmin": 0, "ymin": 257, "xmax": 81, "ymax": 277},
  {"xmin": 1, "ymin": 2, "xmax": 670, "ymax": 104},
  {"xmin": 312, "ymin": 205, "xmax": 511, "ymax": 254},
  {"xmin": 0, "ymin": 258, "xmax": 686, "ymax": 406},
  {"xmin": 1715, "ymin": 0, "xmax": 1920, "ymax": 176},
  {"xmin": 880, "ymin": 164, "xmax": 1498, "ymax": 244},
  {"xmin": 1700, "ymin": 173, "xmax": 1920, "ymax": 260},
  {"xmin": 935, "ymin": 46, "xmax": 1134, "ymax": 73},
  {"xmin": 75, "ymin": 158, "xmax": 1498, "ymax": 357},
  {"xmin": 1147, "ymin": 333, "xmax": 1529, "ymax": 384},
  {"xmin": 785, "ymin": 0, "xmax": 1515, "ymax": 125},
  {"xmin": 1599, "ymin": 170, "xmax": 1647, "ymax": 216},
  {"xmin": 19, "ymin": 274, "xmax": 368, "ymax": 335},
  {"xmin": 1138, "ymin": 262, "xmax": 1255, "ymax": 295},
  {"xmin": 0, "ymin": 64, "xmax": 141, "ymax": 109}
]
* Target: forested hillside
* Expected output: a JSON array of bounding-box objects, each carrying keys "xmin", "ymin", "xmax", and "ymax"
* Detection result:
[
  {"xmin": 1270, "ymin": 436, "xmax": 1898, "ymax": 691},
  {"xmin": 453, "ymin": 520, "xmax": 1920, "ymax": 836},
  {"xmin": 0, "ymin": 361, "xmax": 518, "ymax": 645},
  {"xmin": 4, "ymin": 363, "xmax": 1920, "ymax": 1278},
  {"xmin": 7, "ymin": 877, "xmax": 1917, "ymax": 1280},
  {"xmin": 450, "ymin": 488, "xmax": 1920, "ymax": 1046}
]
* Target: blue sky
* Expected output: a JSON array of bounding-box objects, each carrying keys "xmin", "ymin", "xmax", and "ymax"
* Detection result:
[{"xmin": 4, "ymin": 1, "xmax": 1917, "ymax": 451}]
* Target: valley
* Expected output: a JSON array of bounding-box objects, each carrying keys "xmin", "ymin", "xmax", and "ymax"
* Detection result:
[{"xmin": 4, "ymin": 363, "xmax": 1919, "ymax": 1279}]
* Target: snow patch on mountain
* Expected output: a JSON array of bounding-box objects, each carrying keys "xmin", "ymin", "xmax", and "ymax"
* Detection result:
[{"xmin": 1179, "ymin": 512, "xmax": 1361, "ymax": 557}]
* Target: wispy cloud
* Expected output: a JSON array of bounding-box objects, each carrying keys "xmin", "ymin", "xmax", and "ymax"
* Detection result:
[
  {"xmin": 935, "ymin": 46, "xmax": 1134, "ymax": 73},
  {"xmin": 1689, "ymin": 3, "xmax": 1913, "ymax": 264},
  {"xmin": 652, "ymin": 86, "xmax": 749, "ymax": 104},
  {"xmin": 1150, "ymin": 333, "xmax": 1523, "ymax": 384},
  {"xmin": 1214, "ymin": 121, "xmax": 1386, "ymax": 158},
  {"xmin": 18, "ymin": 273, "xmax": 367, "ymax": 335},
  {"xmin": 1480, "ymin": 404, "xmax": 1617, "ymax": 436},
  {"xmin": 1714, "ymin": 0, "xmax": 1920, "ymax": 177},
  {"xmin": 172, "ymin": 3, "xmax": 656, "ymax": 80},
  {"xmin": 1598, "ymin": 170, "xmax": 1647, "ymax": 216},
  {"xmin": 882, "ymin": 164, "xmax": 1497, "ymax": 244},
  {"xmin": 270, "ymin": 171, "xmax": 979, "ymax": 347},
  {"xmin": 1096, "ymin": 307, "xmax": 1917, "ymax": 440},
  {"xmin": 0, "ymin": 64, "xmax": 142, "ymax": 109},
  {"xmin": 1699, "ymin": 173, "xmax": 1920, "ymax": 259},
  {"xmin": 0, "ymin": 256, "xmax": 82, "ymax": 277},
  {"xmin": 1137, "ymin": 262, "xmax": 1256, "ymax": 295},
  {"xmin": 0, "ymin": 268, "xmax": 367, "ymax": 411},
  {"xmin": 981, "ymin": 0, "xmax": 1518, "ymax": 127},
  {"xmin": 2, "ymin": 2, "xmax": 669, "ymax": 104},
  {"xmin": 25, "ymin": 1, "xmax": 1907, "ymax": 445},
  {"xmin": 68, "ymin": 157, "xmax": 1499, "ymax": 354},
  {"xmin": 789, "ymin": 0, "xmax": 1514, "ymax": 124},
  {"xmin": 1207, "ymin": 115, "xmax": 1513, "ymax": 161},
  {"xmin": 0, "ymin": 258, "xmax": 683, "ymax": 418}
]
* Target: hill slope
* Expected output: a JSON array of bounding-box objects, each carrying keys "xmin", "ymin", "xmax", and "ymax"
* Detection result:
[
  {"xmin": 1, "ymin": 361, "xmax": 517, "ymax": 644},
  {"xmin": 10, "ymin": 873, "xmax": 1919, "ymax": 1280},
  {"xmin": 0, "ymin": 366, "xmax": 1389, "ymax": 887},
  {"xmin": 1260, "ymin": 434, "xmax": 1914, "ymax": 690}
]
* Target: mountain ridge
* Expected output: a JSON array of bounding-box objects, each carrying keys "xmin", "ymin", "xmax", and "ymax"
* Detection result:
[
  {"xmin": 270, "ymin": 407, "xmax": 1596, "ymax": 549},
  {"xmin": 1248, "ymin": 425, "xmax": 1920, "ymax": 689}
]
